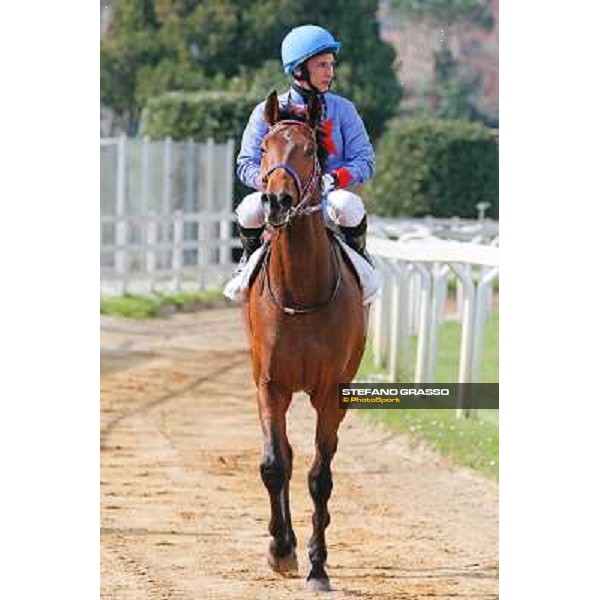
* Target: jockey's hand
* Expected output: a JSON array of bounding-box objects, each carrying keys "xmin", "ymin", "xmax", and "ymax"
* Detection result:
[{"xmin": 321, "ymin": 172, "xmax": 338, "ymax": 195}]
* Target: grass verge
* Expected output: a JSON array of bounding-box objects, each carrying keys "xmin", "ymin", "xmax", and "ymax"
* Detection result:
[{"xmin": 100, "ymin": 289, "xmax": 229, "ymax": 318}]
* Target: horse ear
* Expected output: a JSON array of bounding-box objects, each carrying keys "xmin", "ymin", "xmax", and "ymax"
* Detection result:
[
  {"xmin": 306, "ymin": 94, "xmax": 322, "ymax": 129},
  {"xmin": 264, "ymin": 90, "xmax": 280, "ymax": 126}
]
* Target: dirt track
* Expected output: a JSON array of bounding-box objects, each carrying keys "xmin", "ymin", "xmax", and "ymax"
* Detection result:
[{"xmin": 100, "ymin": 307, "xmax": 498, "ymax": 599}]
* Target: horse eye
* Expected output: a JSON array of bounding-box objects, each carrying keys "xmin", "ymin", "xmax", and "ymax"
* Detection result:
[{"xmin": 305, "ymin": 145, "xmax": 315, "ymax": 156}]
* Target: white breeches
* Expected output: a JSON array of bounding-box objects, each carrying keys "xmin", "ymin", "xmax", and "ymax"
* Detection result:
[{"xmin": 235, "ymin": 189, "xmax": 366, "ymax": 229}]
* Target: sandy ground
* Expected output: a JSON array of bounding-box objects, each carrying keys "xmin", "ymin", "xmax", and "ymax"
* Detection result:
[{"xmin": 100, "ymin": 307, "xmax": 498, "ymax": 599}]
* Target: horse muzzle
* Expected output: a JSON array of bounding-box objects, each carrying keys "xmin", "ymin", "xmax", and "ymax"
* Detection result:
[{"xmin": 262, "ymin": 192, "xmax": 294, "ymax": 227}]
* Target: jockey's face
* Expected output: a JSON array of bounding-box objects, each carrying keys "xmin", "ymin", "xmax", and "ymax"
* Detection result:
[{"xmin": 304, "ymin": 52, "xmax": 335, "ymax": 93}]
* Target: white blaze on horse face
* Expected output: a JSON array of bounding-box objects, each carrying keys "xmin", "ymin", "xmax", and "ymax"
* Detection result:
[{"xmin": 282, "ymin": 139, "xmax": 296, "ymax": 165}]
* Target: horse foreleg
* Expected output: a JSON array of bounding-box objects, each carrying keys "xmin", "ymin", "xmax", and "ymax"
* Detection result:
[
  {"xmin": 306, "ymin": 389, "xmax": 347, "ymax": 591},
  {"xmin": 257, "ymin": 383, "xmax": 297, "ymax": 574}
]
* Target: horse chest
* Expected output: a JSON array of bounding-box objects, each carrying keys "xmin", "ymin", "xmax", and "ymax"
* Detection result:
[{"xmin": 253, "ymin": 318, "xmax": 352, "ymax": 384}]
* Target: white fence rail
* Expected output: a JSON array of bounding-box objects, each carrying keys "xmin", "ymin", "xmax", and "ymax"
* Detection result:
[
  {"xmin": 369, "ymin": 215, "xmax": 499, "ymax": 245},
  {"xmin": 367, "ymin": 236, "xmax": 499, "ymax": 409},
  {"xmin": 101, "ymin": 135, "xmax": 240, "ymax": 295}
]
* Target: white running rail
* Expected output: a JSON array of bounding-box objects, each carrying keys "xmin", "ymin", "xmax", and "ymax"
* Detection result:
[{"xmin": 367, "ymin": 236, "xmax": 499, "ymax": 400}]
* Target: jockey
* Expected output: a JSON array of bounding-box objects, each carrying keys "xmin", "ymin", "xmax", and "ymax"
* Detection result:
[{"xmin": 235, "ymin": 24, "xmax": 375, "ymax": 269}]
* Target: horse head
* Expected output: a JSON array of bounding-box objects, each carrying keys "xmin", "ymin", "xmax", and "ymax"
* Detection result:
[{"xmin": 260, "ymin": 90, "xmax": 322, "ymax": 227}]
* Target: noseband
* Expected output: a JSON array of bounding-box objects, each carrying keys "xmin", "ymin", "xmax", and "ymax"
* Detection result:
[{"xmin": 261, "ymin": 120, "xmax": 322, "ymax": 228}]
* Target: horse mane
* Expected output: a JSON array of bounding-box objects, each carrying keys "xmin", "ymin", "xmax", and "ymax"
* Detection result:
[{"xmin": 277, "ymin": 106, "xmax": 332, "ymax": 172}]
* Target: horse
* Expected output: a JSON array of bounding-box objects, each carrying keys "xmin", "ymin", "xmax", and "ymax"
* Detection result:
[{"xmin": 243, "ymin": 90, "xmax": 367, "ymax": 592}]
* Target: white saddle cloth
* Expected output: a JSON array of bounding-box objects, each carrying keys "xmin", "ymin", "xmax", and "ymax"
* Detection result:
[{"xmin": 223, "ymin": 239, "xmax": 381, "ymax": 305}]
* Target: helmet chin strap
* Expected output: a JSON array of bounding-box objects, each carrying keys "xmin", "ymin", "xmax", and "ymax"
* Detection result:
[
  {"xmin": 292, "ymin": 80, "xmax": 321, "ymax": 102},
  {"xmin": 293, "ymin": 63, "xmax": 329, "ymax": 95}
]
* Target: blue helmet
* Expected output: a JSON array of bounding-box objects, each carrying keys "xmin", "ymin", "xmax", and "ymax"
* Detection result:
[{"xmin": 281, "ymin": 25, "xmax": 341, "ymax": 75}]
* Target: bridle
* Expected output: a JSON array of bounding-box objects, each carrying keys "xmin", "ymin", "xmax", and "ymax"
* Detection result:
[
  {"xmin": 261, "ymin": 120, "xmax": 322, "ymax": 228},
  {"xmin": 259, "ymin": 119, "xmax": 341, "ymax": 315}
]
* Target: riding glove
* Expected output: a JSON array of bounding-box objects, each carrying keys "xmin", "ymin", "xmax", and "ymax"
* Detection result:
[{"xmin": 321, "ymin": 172, "xmax": 338, "ymax": 195}]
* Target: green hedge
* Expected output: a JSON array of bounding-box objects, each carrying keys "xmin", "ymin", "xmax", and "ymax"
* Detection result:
[
  {"xmin": 140, "ymin": 90, "xmax": 260, "ymax": 143},
  {"xmin": 365, "ymin": 119, "xmax": 498, "ymax": 219}
]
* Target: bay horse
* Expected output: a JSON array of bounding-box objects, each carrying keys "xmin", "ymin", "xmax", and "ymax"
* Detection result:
[{"xmin": 243, "ymin": 90, "xmax": 366, "ymax": 592}]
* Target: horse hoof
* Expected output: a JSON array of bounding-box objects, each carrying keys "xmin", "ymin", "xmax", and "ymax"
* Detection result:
[
  {"xmin": 267, "ymin": 549, "xmax": 298, "ymax": 575},
  {"xmin": 306, "ymin": 577, "xmax": 332, "ymax": 592}
]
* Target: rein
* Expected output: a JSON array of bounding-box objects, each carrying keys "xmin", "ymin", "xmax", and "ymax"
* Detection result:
[
  {"xmin": 262, "ymin": 237, "xmax": 342, "ymax": 316},
  {"xmin": 260, "ymin": 119, "xmax": 340, "ymax": 315}
]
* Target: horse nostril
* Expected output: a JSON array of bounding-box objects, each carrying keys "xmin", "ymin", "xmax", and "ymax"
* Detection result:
[
  {"xmin": 261, "ymin": 193, "xmax": 279, "ymax": 209},
  {"xmin": 279, "ymin": 193, "xmax": 292, "ymax": 210}
]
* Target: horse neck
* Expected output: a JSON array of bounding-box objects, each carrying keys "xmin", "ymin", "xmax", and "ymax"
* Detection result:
[{"xmin": 269, "ymin": 208, "xmax": 334, "ymax": 306}]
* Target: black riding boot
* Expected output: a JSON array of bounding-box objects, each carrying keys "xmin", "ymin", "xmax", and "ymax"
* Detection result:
[
  {"xmin": 234, "ymin": 225, "xmax": 265, "ymax": 275},
  {"xmin": 340, "ymin": 216, "xmax": 373, "ymax": 265}
]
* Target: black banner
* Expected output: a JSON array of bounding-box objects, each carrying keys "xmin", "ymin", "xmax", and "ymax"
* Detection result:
[{"xmin": 338, "ymin": 383, "xmax": 499, "ymax": 409}]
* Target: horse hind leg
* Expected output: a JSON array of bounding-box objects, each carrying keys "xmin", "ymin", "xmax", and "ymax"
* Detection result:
[
  {"xmin": 306, "ymin": 387, "xmax": 347, "ymax": 591},
  {"xmin": 258, "ymin": 384, "xmax": 297, "ymax": 574}
]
